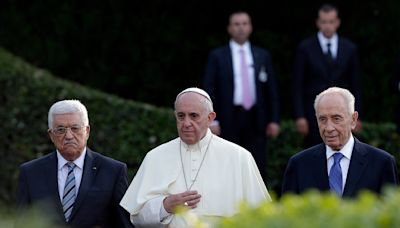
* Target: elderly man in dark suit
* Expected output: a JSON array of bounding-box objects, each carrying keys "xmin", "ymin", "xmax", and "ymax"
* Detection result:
[
  {"xmin": 292, "ymin": 4, "xmax": 362, "ymax": 148},
  {"xmin": 282, "ymin": 87, "xmax": 398, "ymax": 198},
  {"xmin": 16, "ymin": 100, "xmax": 133, "ymax": 227},
  {"xmin": 203, "ymin": 11, "xmax": 280, "ymax": 179}
]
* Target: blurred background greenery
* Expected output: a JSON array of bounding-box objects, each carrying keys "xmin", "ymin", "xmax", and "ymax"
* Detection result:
[{"xmin": 0, "ymin": 0, "xmax": 399, "ymax": 121}]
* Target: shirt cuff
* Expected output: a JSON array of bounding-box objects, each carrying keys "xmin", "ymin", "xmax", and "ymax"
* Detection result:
[{"xmin": 159, "ymin": 196, "xmax": 171, "ymax": 222}]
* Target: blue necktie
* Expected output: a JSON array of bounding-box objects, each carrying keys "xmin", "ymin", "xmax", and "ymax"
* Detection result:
[
  {"xmin": 329, "ymin": 153, "xmax": 344, "ymax": 196},
  {"xmin": 62, "ymin": 162, "xmax": 76, "ymax": 222}
]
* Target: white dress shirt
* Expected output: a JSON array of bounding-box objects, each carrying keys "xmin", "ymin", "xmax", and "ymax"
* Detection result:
[
  {"xmin": 326, "ymin": 136, "xmax": 354, "ymax": 192},
  {"xmin": 318, "ymin": 31, "xmax": 339, "ymax": 59},
  {"xmin": 229, "ymin": 40, "xmax": 257, "ymax": 106},
  {"xmin": 57, "ymin": 148, "xmax": 86, "ymax": 201}
]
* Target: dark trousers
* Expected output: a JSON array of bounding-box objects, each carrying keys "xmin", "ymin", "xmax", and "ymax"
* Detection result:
[{"xmin": 221, "ymin": 106, "xmax": 267, "ymax": 180}]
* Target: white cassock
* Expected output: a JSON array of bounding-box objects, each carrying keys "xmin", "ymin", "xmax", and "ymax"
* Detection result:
[{"xmin": 120, "ymin": 129, "xmax": 271, "ymax": 227}]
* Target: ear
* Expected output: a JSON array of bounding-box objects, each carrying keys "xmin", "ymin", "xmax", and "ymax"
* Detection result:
[
  {"xmin": 208, "ymin": 112, "xmax": 216, "ymax": 123},
  {"xmin": 48, "ymin": 129, "xmax": 56, "ymax": 144},
  {"xmin": 227, "ymin": 25, "xmax": 232, "ymax": 36},
  {"xmin": 351, "ymin": 111, "xmax": 359, "ymax": 130},
  {"xmin": 85, "ymin": 125, "xmax": 91, "ymax": 140}
]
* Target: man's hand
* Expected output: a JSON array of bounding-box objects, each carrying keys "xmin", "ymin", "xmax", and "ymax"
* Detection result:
[
  {"xmin": 353, "ymin": 119, "xmax": 363, "ymax": 133},
  {"xmin": 209, "ymin": 124, "xmax": 221, "ymax": 135},
  {"xmin": 266, "ymin": 122, "xmax": 280, "ymax": 138},
  {"xmin": 296, "ymin": 117, "xmax": 309, "ymax": 136},
  {"xmin": 163, "ymin": 191, "xmax": 201, "ymax": 213}
]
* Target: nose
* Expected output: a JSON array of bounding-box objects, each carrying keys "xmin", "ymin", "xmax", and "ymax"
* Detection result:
[
  {"xmin": 183, "ymin": 117, "xmax": 192, "ymax": 128},
  {"xmin": 65, "ymin": 128, "xmax": 74, "ymax": 138},
  {"xmin": 325, "ymin": 120, "xmax": 335, "ymax": 131}
]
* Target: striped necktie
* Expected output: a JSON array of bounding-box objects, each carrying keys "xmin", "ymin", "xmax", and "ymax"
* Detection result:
[
  {"xmin": 62, "ymin": 162, "xmax": 76, "ymax": 222},
  {"xmin": 329, "ymin": 153, "xmax": 344, "ymax": 197}
]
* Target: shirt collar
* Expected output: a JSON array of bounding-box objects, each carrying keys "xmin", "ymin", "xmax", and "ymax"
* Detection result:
[
  {"xmin": 326, "ymin": 135, "xmax": 354, "ymax": 160},
  {"xmin": 181, "ymin": 129, "xmax": 213, "ymax": 151},
  {"xmin": 317, "ymin": 31, "xmax": 338, "ymax": 47},
  {"xmin": 57, "ymin": 147, "xmax": 86, "ymax": 170},
  {"xmin": 229, "ymin": 39, "xmax": 251, "ymax": 53}
]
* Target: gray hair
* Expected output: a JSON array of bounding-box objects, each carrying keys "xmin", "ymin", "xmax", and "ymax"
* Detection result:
[
  {"xmin": 174, "ymin": 87, "xmax": 214, "ymax": 113},
  {"xmin": 48, "ymin": 100, "xmax": 89, "ymax": 128},
  {"xmin": 314, "ymin": 87, "xmax": 355, "ymax": 116}
]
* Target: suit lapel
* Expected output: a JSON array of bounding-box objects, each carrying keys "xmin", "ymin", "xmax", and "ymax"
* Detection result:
[
  {"xmin": 312, "ymin": 144, "xmax": 330, "ymax": 191},
  {"xmin": 343, "ymin": 139, "xmax": 368, "ymax": 197},
  {"xmin": 46, "ymin": 152, "xmax": 65, "ymax": 218},
  {"xmin": 224, "ymin": 45, "xmax": 235, "ymax": 100},
  {"xmin": 69, "ymin": 149, "xmax": 98, "ymax": 221},
  {"xmin": 335, "ymin": 37, "xmax": 345, "ymax": 70},
  {"xmin": 313, "ymin": 36, "xmax": 332, "ymax": 81}
]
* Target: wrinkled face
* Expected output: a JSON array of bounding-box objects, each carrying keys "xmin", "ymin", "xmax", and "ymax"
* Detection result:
[
  {"xmin": 175, "ymin": 93, "xmax": 215, "ymax": 145},
  {"xmin": 317, "ymin": 10, "xmax": 340, "ymax": 38},
  {"xmin": 316, "ymin": 93, "xmax": 357, "ymax": 150},
  {"xmin": 48, "ymin": 113, "xmax": 90, "ymax": 161},
  {"xmin": 227, "ymin": 13, "xmax": 253, "ymax": 45}
]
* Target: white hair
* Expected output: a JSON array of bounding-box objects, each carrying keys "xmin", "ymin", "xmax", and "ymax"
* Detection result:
[
  {"xmin": 314, "ymin": 87, "xmax": 355, "ymax": 115},
  {"xmin": 174, "ymin": 87, "xmax": 214, "ymax": 112},
  {"xmin": 48, "ymin": 100, "xmax": 89, "ymax": 128}
]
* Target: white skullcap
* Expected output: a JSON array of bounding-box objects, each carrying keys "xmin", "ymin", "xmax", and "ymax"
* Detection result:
[{"xmin": 176, "ymin": 87, "xmax": 212, "ymax": 101}]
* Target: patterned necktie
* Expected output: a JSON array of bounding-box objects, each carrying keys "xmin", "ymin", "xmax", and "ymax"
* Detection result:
[
  {"xmin": 326, "ymin": 42, "xmax": 333, "ymax": 64},
  {"xmin": 329, "ymin": 153, "xmax": 344, "ymax": 196},
  {"xmin": 62, "ymin": 162, "xmax": 76, "ymax": 222},
  {"xmin": 239, "ymin": 49, "xmax": 253, "ymax": 110}
]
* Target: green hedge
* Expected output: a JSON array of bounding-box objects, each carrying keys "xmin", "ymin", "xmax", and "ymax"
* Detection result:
[
  {"xmin": 211, "ymin": 188, "xmax": 400, "ymax": 227},
  {"xmin": 1, "ymin": 47, "xmax": 399, "ymax": 209}
]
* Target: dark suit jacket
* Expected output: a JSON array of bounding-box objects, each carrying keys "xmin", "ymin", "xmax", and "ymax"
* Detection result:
[
  {"xmin": 281, "ymin": 138, "xmax": 398, "ymax": 198},
  {"xmin": 203, "ymin": 44, "xmax": 279, "ymax": 136},
  {"xmin": 292, "ymin": 35, "xmax": 361, "ymax": 123},
  {"xmin": 16, "ymin": 148, "xmax": 133, "ymax": 228}
]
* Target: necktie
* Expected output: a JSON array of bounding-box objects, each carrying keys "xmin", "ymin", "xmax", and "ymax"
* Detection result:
[
  {"xmin": 62, "ymin": 162, "xmax": 76, "ymax": 222},
  {"xmin": 329, "ymin": 153, "xmax": 344, "ymax": 196},
  {"xmin": 239, "ymin": 49, "xmax": 253, "ymax": 110},
  {"xmin": 326, "ymin": 42, "xmax": 333, "ymax": 64}
]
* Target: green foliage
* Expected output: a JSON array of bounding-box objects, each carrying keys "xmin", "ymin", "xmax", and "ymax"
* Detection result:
[{"xmin": 214, "ymin": 188, "xmax": 400, "ymax": 228}]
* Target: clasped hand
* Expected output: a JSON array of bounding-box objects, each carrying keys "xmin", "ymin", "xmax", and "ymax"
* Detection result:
[{"xmin": 163, "ymin": 190, "xmax": 202, "ymax": 213}]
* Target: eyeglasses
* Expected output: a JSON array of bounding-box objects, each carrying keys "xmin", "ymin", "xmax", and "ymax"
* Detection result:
[{"xmin": 50, "ymin": 125, "xmax": 86, "ymax": 136}]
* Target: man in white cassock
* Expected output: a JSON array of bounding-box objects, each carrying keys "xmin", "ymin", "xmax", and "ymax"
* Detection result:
[{"xmin": 120, "ymin": 87, "xmax": 271, "ymax": 227}]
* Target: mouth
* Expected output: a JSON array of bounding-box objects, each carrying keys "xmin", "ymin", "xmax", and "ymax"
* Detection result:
[
  {"xmin": 64, "ymin": 141, "xmax": 77, "ymax": 146},
  {"xmin": 325, "ymin": 135, "xmax": 337, "ymax": 141}
]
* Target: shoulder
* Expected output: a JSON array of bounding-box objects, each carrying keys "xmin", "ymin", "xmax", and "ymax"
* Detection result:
[
  {"xmin": 88, "ymin": 149, "xmax": 127, "ymax": 169},
  {"xmin": 212, "ymin": 135, "xmax": 253, "ymax": 158},
  {"xmin": 209, "ymin": 45, "xmax": 230, "ymax": 56},
  {"xmin": 338, "ymin": 37, "xmax": 357, "ymax": 49},
  {"xmin": 298, "ymin": 35, "xmax": 318, "ymax": 48},
  {"xmin": 354, "ymin": 140, "xmax": 394, "ymax": 160},
  {"xmin": 142, "ymin": 137, "xmax": 180, "ymax": 162},
  {"xmin": 290, "ymin": 144, "xmax": 324, "ymax": 162},
  {"xmin": 19, "ymin": 152, "xmax": 54, "ymax": 171},
  {"xmin": 251, "ymin": 44, "xmax": 270, "ymax": 56}
]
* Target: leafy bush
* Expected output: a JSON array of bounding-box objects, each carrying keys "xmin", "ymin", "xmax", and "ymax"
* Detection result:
[
  {"xmin": 215, "ymin": 188, "xmax": 400, "ymax": 228},
  {"xmin": 1, "ymin": 47, "xmax": 399, "ymax": 210}
]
